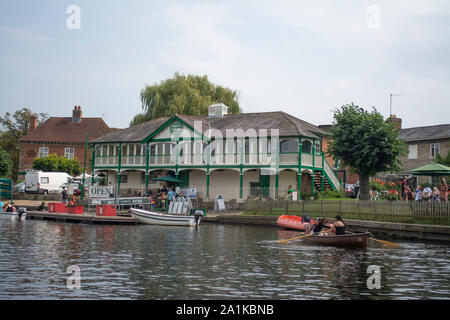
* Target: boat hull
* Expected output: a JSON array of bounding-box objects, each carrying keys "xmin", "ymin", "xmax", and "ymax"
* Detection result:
[
  {"xmin": 131, "ymin": 208, "xmax": 198, "ymax": 227},
  {"xmin": 277, "ymin": 215, "xmax": 315, "ymax": 231},
  {"xmin": 0, "ymin": 212, "xmax": 27, "ymax": 221},
  {"xmin": 302, "ymin": 232, "xmax": 371, "ymax": 249}
]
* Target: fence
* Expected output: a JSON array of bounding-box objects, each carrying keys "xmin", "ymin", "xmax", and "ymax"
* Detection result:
[{"xmin": 244, "ymin": 199, "xmax": 450, "ymax": 225}]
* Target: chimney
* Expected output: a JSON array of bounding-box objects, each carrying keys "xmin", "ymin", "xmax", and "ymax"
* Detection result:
[
  {"xmin": 72, "ymin": 105, "xmax": 82, "ymax": 123},
  {"xmin": 388, "ymin": 114, "xmax": 402, "ymax": 130},
  {"xmin": 29, "ymin": 115, "xmax": 38, "ymax": 132}
]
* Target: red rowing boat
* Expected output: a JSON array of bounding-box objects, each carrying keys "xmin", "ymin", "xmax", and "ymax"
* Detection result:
[{"xmin": 277, "ymin": 215, "xmax": 316, "ymax": 231}]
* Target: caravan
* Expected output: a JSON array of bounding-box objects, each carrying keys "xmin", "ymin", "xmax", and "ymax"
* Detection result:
[{"xmin": 25, "ymin": 171, "xmax": 74, "ymax": 194}]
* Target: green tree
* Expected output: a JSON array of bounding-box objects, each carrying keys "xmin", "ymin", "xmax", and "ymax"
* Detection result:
[
  {"xmin": 328, "ymin": 104, "xmax": 406, "ymax": 200},
  {"xmin": 0, "ymin": 108, "xmax": 49, "ymax": 180},
  {"xmin": 32, "ymin": 154, "xmax": 82, "ymax": 176},
  {"xmin": 131, "ymin": 72, "xmax": 241, "ymax": 125},
  {"xmin": 436, "ymin": 149, "xmax": 450, "ymax": 167},
  {"xmin": 0, "ymin": 147, "xmax": 13, "ymax": 178}
]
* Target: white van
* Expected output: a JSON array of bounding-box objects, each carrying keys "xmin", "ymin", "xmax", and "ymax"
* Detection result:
[{"xmin": 25, "ymin": 171, "xmax": 74, "ymax": 194}]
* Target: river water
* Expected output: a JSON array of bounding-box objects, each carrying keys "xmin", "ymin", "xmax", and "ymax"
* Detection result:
[{"xmin": 0, "ymin": 218, "xmax": 448, "ymax": 300}]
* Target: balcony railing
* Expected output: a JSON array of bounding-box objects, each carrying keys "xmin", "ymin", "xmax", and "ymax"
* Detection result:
[{"xmin": 95, "ymin": 152, "xmax": 328, "ymax": 168}]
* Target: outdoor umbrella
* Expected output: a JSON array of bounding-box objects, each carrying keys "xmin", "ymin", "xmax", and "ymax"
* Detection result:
[
  {"xmin": 152, "ymin": 176, "xmax": 184, "ymax": 183},
  {"xmin": 410, "ymin": 162, "xmax": 450, "ymax": 176}
]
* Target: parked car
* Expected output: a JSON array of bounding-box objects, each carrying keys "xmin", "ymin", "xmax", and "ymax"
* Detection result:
[
  {"xmin": 13, "ymin": 182, "xmax": 26, "ymax": 193},
  {"xmin": 345, "ymin": 181, "xmax": 360, "ymax": 198}
]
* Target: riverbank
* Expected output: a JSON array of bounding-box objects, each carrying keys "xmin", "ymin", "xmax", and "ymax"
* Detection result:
[{"xmin": 202, "ymin": 213, "xmax": 450, "ymax": 243}]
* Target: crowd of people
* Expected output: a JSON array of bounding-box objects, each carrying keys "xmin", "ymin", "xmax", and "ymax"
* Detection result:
[{"xmin": 407, "ymin": 178, "xmax": 449, "ymax": 203}]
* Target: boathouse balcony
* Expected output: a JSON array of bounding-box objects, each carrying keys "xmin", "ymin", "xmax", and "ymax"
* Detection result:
[{"xmin": 94, "ymin": 151, "xmax": 324, "ymax": 168}]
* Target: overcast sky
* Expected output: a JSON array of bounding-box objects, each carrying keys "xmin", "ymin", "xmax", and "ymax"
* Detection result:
[{"xmin": 0, "ymin": 0, "xmax": 449, "ymax": 130}]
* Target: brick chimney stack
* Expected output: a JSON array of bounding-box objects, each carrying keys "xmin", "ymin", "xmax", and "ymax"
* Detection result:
[
  {"xmin": 29, "ymin": 115, "xmax": 37, "ymax": 132},
  {"xmin": 388, "ymin": 114, "xmax": 402, "ymax": 130},
  {"xmin": 72, "ymin": 105, "xmax": 82, "ymax": 123}
]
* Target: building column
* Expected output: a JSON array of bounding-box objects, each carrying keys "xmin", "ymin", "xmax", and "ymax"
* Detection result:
[
  {"xmin": 206, "ymin": 172, "xmax": 210, "ymax": 199},
  {"xmin": 239, "ymin": 170, "xmax": 243, "ymax": 200},
  {"xmin": 311, "ymin": 138, "xmax": 316, "ymax": 195},
  {"xmin": 91, "ymin": 148, "xmax": 96, "ymax": 185},
  {"xmin": 275, "ymin": 171, "xmax": 279, "ymax": 200},
  {"xmin": 298, "ymin": 137, "xmax": 302, "ymax": 199},
  {"xmin": 117, "ymin": 143, "xmax": 122, "ymax": 197}
]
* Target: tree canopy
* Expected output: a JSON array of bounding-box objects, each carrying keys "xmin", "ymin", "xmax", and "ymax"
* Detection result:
[
  {"xmin": 32, "ymin": 154, "xmax": 82, "ymax": 176},
  {"xmin": 131, "ymin": 73, "xmax": 241, "ymax": 126},
  {"xmin": 0, "ymin": 147, "xmax": 12, "ymax": 178},
  {"xmin": 0, "ymin": 108, "xmax": 48, "ymax": 180},
  {"xmin": 328, "ymin": 103, "xmax": 406, "ymax": 200}
]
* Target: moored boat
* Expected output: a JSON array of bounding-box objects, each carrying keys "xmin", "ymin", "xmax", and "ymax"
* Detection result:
[
  {"xmin": 277, "ymin": 215, "xmax": 316, "ymax": 231},
  {"xmin": 130, "ymin": 208, "xmax": 201, "ymax": 227},
  {"xmin": 0, "ymin": 211, "xmax": 27, "ymax": 221},
  {"xmin": 302, "ymin": 232, "xmax": 371, "ymax": 249}
]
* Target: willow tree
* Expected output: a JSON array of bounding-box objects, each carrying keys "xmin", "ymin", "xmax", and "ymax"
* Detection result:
[
  {"xmin": 131, "ymin": 73, "xmax": 241, "ymax": 126},
  {"xmin": 328, "ymin": 104, "xmax": 405, "ymax": 201}
]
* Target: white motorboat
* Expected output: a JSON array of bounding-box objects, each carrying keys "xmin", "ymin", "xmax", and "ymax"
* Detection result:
[
  {"xmin": 130, "ymin": 208, "xmax": 202, "ymax": 227},
  {"xmin": 0, "ymin": 209, "xmax": 27, "ymax": 221}
]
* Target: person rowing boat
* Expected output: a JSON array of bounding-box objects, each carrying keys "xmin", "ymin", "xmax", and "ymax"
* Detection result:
[
  {"xmin": 308, "ymin": 218, "xmax": 331, "ymax": 235},
  {"xmin": 330, "ymin": 215, "xmax": 346, "ymax": 235}
]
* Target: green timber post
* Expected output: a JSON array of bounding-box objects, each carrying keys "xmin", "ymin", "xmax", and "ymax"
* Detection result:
[
  {"xmin": 321, "ymin": 151, "xmax": 325, "ymax": 191},
  {"xmin": 206, "ymin": 143, "xmax": 210, "ymax": 199},
  {"xmin": 117, "ymin": 142, "xmax": 122, "ymax": 197},
  {"xmin": 275, "ymin": 171, "xmax": 279, "ymax": 200},
  {"xmin": 206, "ymin": 171, "xmax": 210, "ymax": 199},
  {"xmin": 91, "ymin": 147, "xmax": 95, "ymax": 185},
  {"xmin": 311, "ymin": 138, "xmax": 316, "ymax": 195},
  {"xmin": 298, "ymin": 137, "xmax": 302, "ymax": 199},
  {"xmin": 145, "ymin": 142, "xmax": 150, "ymax": 192},
  {"xmin": 239, "ymin": 169, "xmax": 243, "ymax": 199},
  {"xmin": 81, "ymin": 133, "xmax": 88, "ymax": 200}
]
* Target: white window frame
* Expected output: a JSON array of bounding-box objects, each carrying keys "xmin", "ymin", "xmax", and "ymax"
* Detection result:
[
  {"xmin": 64, "ymin": 147, "xmax": 75, "ymax": 159},
  {"xmin": 408, "ymin": 144, "xmax": 418, "ymax": 160},
  {"xmin": 38, "ymin": 147, "xmax": 49, "ymax": 158},
  {"xmin": 430, "ymin": 143, "xmax": 440, "ymax": 159}
]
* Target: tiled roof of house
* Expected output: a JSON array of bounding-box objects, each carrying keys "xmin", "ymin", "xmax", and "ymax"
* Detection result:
[
  {"xmin": 19, "ymin": 117, "xmax": 114, "ymax": 143},
  {"xmin": 91, "ymin": 111, "xmax": 328, "ymax": 143},
  {"xmin": 399, "ymin": 124, "xmax": 450, "ymax": 142}
]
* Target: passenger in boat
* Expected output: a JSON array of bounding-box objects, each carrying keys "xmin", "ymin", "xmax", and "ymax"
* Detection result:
[
  {"xmin": 37, "ymin": 202, "xmax": 45, "ymax": 211},
  {"xmin": 331, "ymin": 215, "xmax": 346, "ymax": 235},
  {"xmin": 310, "ymin": 218, "xmax": 331, "ymax": 235},
  {"xmin": 5, "ymin": 202, "xmax": 16, "ymax": 213}
]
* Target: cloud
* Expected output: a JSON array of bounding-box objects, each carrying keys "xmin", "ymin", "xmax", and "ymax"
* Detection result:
[{"xmin": 0, "ymin": 26, "xmax": 55, "ymax": 46}]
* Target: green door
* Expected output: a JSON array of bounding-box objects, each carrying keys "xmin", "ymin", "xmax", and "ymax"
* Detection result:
[
  {"xmin": 178, "ymin": 171, "xmax": 190, "ymax": 187},
  {"xmin": 259, "ymin": 174, "xmax": 270, "ymax": 198}
]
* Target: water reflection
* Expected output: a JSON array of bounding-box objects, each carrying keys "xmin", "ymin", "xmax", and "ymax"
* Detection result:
[{"xmin": 0, "ymin": 219, "xmax": 448, "ymax": 299}]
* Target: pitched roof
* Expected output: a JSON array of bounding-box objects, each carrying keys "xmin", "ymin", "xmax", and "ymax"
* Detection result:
[
  {"xmin": 19, "ymin": 117, "xmax": 114, "ymax": 143},
  {"xmin": 91, "ymin": 111, "xmax": 328, "ymax": 143},
  {"xmin": 399, "ymin": 124, "xmax": 450, "ymax": 142}
]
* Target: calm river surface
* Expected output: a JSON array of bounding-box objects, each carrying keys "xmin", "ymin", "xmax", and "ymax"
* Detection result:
[{"xmin": 0, "ymin": 218, "xmax": 448, "ymax": 299}]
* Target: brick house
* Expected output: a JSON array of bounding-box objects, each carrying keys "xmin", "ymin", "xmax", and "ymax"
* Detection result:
[
  {"xmin": 397, "ymin": 122, "xmax": 450, "ymax": 184},
  {"xmin": 18, "ymin": 106, "xmax": 114, "ymax": 176}
]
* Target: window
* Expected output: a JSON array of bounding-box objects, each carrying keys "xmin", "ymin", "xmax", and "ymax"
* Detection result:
[
  {"xmin": 65, "ymin": 148, "xmax": 74, "ymax": 159},
  {"xmin": 40, "ymin": 177, "xmax": 49, "ymax": 184},
  {"xmin": 315, "ymin": 140, "xmax": 321, "ymax": 154},
  {"xmin": 302, "ymin": 140, "xmax": 312, "ymax": 153},
  {"xmin": 280, "ymin": 139, "xmax": 298, "ymax": 153},
  {"xmin": 408, "ymin": 145, "xmax": 418, "ymax": 159},
  {"xmin": 38, "ymin": 147, "xmax": 49, "ymax": 158},
  {"xmin": 430, "ymin": 143, "xmax": 440, "ymax": 158},
  {"xmin": 120, "ymin": 174, "xmax": 128, "ymax": 183}
]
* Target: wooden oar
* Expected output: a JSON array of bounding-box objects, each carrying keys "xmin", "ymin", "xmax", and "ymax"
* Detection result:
[
  {"xmin": 278, "ymin": 229, "xmax": 331, "ymax": 244},
  {"xmin": 369, "ymin": 237, "xmax": 399, "ymax": 248}
]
